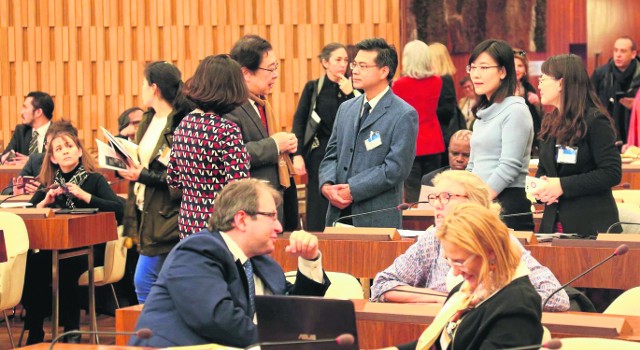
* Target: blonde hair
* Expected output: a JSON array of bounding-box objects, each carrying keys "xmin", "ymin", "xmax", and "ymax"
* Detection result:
[
  {"xmin": 432, "ymin": 170, "xmax": 501, "ymax": 213},
  {"xmin": 436, "ymin": 203, "xmax": 521, "ymax": 292},
  {"xmin": 401, "ymin": 40, "xmax": 435, "ymax": 79},
  {"xmin": 429, "ymin": 42, "xmax": 457, "ymax": 76}
]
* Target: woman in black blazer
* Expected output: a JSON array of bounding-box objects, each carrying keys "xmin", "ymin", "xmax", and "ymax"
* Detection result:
[{"xmin": 534, "ymin": 54, "xmax": 621, "ymax": 236}]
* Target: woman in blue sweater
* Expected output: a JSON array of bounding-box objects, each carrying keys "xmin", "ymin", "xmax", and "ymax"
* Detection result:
[{"xmin": 466, "ymin": 39, "xmax": 534, "ymax": 231}]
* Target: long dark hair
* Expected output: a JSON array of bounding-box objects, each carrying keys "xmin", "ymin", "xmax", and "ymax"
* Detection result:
[
  {"xmin": 538, "ymin": 54, "xmax": 614, "ymax": 146},
  {"xmin": 469, "ymin": 40, "xmax": 517, "ymax": 115},
  {"xmin": 143, "ymin": 61, "xmax": 195, "ymax": 126}
]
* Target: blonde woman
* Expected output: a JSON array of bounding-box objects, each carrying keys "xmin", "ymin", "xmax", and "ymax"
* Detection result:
[
  {"xmin": 390, "ymin": 203, "xmax": 543, "ymax": 350},
  {"xmin": 393, "ymin": 40, "xmax": 444, "ymax": 203},
  {"xmin": 371, "ymin": 170, "xmax": 569, "ymax": 311}
]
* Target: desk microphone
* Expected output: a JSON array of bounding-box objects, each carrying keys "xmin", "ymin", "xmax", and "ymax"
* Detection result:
[
  {"xmin": 614, "ymin": 182, "xmax": 631, "ymax": 189},
  {"xmin": 501, "ymin": 210, "xmax": 543, "ymax": 218},
  {"xmin": 332, "ymin": 203, "xmax": 411, "ymax": 226},
  {"xmin": 606, "ymin": 221, "xmax": 640, "ymax": 233},
  {"xmin": 500, "ymin": 338, "xmax": 562, "ymax": 350},
  {"xmin": 48, "ymin": 328, "xmax": 153, "ymax": 349},
  {"xmin": 404, "ymin": 200, "xmax": 431, "ymax": 209},
  {"xmin": 541, "ymin": 244, "xmax": 629, "ymax": 310},
  {"xmin": 244, "ymin": 333, "xmax": 355, "ymax": 350}
]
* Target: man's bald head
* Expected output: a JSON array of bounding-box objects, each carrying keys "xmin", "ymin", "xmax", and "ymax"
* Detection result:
[{"xmin": 449, "ymin": 130, "xmax": 471, "ymax": 170}]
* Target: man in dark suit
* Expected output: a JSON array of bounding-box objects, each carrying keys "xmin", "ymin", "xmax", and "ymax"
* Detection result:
[
  {"xmin": 1, "ymin": 91, "xmax": 54, "ymax": 164},
  {"xmin": 226, "ymin": 35, "xmax": 299, "ymax": 226},
  {"xmin": 319, "ymin": 38, "xmax": 418, "ymax": 228},
  {"xmin": 129, "ymin": 178, "xmax": 330, "ymax": 348}
]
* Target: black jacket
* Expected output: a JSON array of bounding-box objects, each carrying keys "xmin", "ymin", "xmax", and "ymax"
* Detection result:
[
  {"xmin": 591, "ymin": 57, "xmax": 640, "ymax": 141},
  {"xmin": 398, "ymin": 276, "xmax": 542, "ymax": 350},
  {"xmin": 2, "ymin": 124, "xmax": 34, "ymax": 156},
  {"xmin": 536, "ymin": 110, "xmax": 621, "ymax": 236}
]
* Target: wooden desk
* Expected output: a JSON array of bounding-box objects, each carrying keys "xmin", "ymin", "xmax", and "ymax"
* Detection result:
[
  {"xmin": 271, "ymin": 237, "xmax": 414, "ymax": 279},
  {"xmin": 527, "ymin": 243, "xmax": 640, "ymax": 290},
  {"xmin": 20, "ymin": 212, "xmax": 118, "ymax": 342},
  {"xmin": 114, "ymin": 301, "xmax": 640, "ymax": 348},
  {"xmin": 402, "ymin": 209, "xmax": 543, "ymax": 231},
  {"xmin": 18, "ymin": 344, "xmax": 152, "ymax": 349},
  {"xmin": 0, "ymin": 163, "xmax": 23, "ymax": 189}
]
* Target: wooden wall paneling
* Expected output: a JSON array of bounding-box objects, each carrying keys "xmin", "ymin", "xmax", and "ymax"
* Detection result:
[{"xmin": 0, "ymin": 0, "xmax": 401, "ymax": 153}]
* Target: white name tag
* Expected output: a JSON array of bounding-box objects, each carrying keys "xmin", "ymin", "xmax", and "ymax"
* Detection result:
[
  {"xmin": 365, "ymin": 131, "xmax": 382, "ymax": 151},
  {"xmin": 556, "ymin": 146, "xmax": 578, "ymax": 164}
]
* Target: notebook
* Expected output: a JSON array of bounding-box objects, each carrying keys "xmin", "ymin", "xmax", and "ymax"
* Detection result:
[{"xmin": 254, "ymin": 295, "xmax": 358, "ymax": 350}]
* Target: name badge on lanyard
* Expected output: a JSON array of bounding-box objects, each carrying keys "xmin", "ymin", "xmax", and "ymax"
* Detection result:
[
  {"xmin": 365, "ymin": 131, "xmax": 382, "ymax": 151},
  {"xmin": 556, "ymin": 145, "xmax": 578, "ymax": 164}
]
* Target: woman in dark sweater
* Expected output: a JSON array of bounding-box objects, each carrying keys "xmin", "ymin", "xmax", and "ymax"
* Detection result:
[
  {"xmin": 514, "ymin": 49, "xmax": 543, "ymax": 156},
  {"xmin": 24, "ymin": 123, "xmax": 123, "ymax": 344},
  {"xmin": 534, "ymin": 54, "xmax": 621, "ymax": 236},
  {"xmin": 387, "ymin": 203, "xmax": 542, "ymax": 350},
  {"xmin": 291, "ymin": 43, "xmax": 355, "ymax": 231},
  {"xmin": 429, "ymin": 43, "xmax": 459, "ymax": 167}
]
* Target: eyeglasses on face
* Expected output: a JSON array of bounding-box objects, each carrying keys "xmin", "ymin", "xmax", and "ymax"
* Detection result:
[
  {"xmin": 427, "ymin": 192, "xmax": 468, "ymax": 205},
  {"xmin": 257, "ymin": 64, "xmax": 279, "ymax": 74},
  {"xmin": 445, "ymin": 254, "xmax": 477, "ymax": 269},
  {"xmin": 466, "ymin": 65, "xmax": 500, "ymax": 74},
  {"xmin": 538, "ymin": 75, "xmax": 557, "ymax": 83},
  {"xmin": 247, "ymin": 210, "xmax": 278, "ymax": 220},
  {"xmin": 350, "ymin": 61, "xmax": 378, "ymax": 71}
]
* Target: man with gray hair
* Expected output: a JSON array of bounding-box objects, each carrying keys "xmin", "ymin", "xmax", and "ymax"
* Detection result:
[{"xmin": 129, "ymin": 178, "xmax": 330, "ymax": 348}]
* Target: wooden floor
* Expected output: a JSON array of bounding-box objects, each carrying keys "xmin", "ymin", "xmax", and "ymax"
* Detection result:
[{"xmin": 0, "ymin": 306, "xmax": 117, "ymax": 348}]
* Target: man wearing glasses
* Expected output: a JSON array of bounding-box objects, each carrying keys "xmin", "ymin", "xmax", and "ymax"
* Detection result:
[
  {"xmin": 227, "ymin": 35, "xmax": 299, "ymax": 223},
  {"xmin": 319, "ymin": 38, "xmax": 418, "ymax": 228},
  {"xmin": 129, "ymin": 179, "xmax": 330, "ymax": 348}
]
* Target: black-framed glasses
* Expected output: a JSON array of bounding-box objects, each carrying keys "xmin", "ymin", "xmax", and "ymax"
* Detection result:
[
  {"xmin": 247, "ymin": 210, "xmax": 278, "ymax": 220},
  {"xmin": 427, "ymin": 192, "xmax": 468, "ymax": 205},
  {"xmin": 258, "ymin": 64, "xmax": 279, "ymax": 74},
  {"xmin": 466, "ymin": 65, "xmax": 500, "ymax": 74},
  {"xmin": 513, "ymin": 50, "xmax": 526, "ymax": 57}
]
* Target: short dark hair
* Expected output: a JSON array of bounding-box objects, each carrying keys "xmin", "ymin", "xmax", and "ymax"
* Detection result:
[
  {"xmin": 184, "ymin": 55, "xmax": 248, "ymax": 115},
  {"xmin": 117, "ymin": 107, "xmax": 143, "ymax": 132},
  {"xmin": 617, "ymin": 36, "xmax": 637, "ymax": 51},
  {"xmin": 356, "ymin": 38, "xmax": 398, "ymax": 83},
  {"xmin": 230, "ymin": 34, "xmax": 273, "ymax": 72},
  {"xmin": 459, "ymin": 76, "xmax": 472, "ymax": 86},
  {"xmin": 208, "ymin": 179, "xmax": 282, "ymax": 232},
  {"xmin": 469, "ymin": 39, "xmax": 516, "ymax": 114},
  {"xmin": 26, "ymin": 91, "xmax": 54, "ymax": 120}
]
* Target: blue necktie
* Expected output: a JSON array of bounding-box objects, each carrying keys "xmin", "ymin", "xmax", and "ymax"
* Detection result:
[
  {"xmin": 358, "ymin": 102, "xmax": 371, "ymax": 130},
  {"xmin": 243, "ymin": 260, "xmax": 256, "ymax": 317}
]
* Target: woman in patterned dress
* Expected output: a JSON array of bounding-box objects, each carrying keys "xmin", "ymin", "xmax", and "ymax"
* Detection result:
[{"xmin": 167, "ymin": 54, "xmax": 250, "ymax": 238}]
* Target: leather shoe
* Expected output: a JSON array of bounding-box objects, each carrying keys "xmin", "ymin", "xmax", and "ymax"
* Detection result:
[{"xmin": 64, "ymin": 333, "xmax": 81, "ymax": 343}]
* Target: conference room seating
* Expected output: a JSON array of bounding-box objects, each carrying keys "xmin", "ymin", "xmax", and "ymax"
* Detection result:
[
  {"xmin": 77, "ymin": 225, "xmax": 128, "ymax": 343},
  {"xmin": 0, "ymin": 212, "xmax": 30, "ymax": 348},
  {"xmin": 616, "ymin": 203, "xmax": 640, "ymax": 233},
  {"xmin": 604, "ymin": 286, "xmax": 640, "ymax": 316},
  {"xmin": 285, "ymin": 271, "xmax": 364, "ymax": 299}
]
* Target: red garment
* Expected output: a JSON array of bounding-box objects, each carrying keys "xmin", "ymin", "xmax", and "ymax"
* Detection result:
[
  {"xmin": 627, "ymin": 88, "xmax": 640, "ymax": 147},
  {"xmin": 392, "ymin": 76, "xmax": 445, "ymax": 156}
]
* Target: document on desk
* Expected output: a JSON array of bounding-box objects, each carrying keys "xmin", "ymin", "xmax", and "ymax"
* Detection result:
[{"xmin": 398, "ymin": 229, "xmax": 423, "ymax": 238}]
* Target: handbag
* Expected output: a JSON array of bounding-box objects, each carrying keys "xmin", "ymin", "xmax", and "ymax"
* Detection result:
[{"xmin": 302, "ymin": 75, "xmax": 326, "ymax": 154}]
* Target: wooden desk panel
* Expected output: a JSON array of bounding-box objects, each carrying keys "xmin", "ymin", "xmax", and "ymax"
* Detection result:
[
  {"xmin": 115, "ymin": 302, "xmax": 640, "ymax": 348},
  {"xmin": 526, "ymin": 244, "xmax": 640, "ymax": 290},
  {"xmin": 271, "ymin": 237, "xmax": 414, "ymax": 278},
  {"xmin": 23, "ymin": 212, "xmax": 117, "ymax": 250},
  {"xmin": 0, "ymin": 163, "xmax": 22, "ymax": 188}
]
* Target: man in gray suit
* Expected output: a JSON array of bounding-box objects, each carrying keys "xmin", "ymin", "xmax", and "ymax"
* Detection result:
[{"xmin": 319, "ymin": 38, "xmax": 418, "ymax": 228}]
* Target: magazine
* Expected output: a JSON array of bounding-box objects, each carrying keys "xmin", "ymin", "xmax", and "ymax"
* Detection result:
[{"xmin": 96, "ymin": 127, "xmax": 139, "ymax": 171}]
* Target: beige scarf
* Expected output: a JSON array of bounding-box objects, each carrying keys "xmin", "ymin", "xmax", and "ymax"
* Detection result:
[{"xmin": 251, "ymin": 93, "xmax": 294, "ymax": 188}]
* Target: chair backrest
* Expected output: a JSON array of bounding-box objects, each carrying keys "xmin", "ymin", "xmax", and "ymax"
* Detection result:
[
  {"xmin": 558, "ymin": 337, "xmax": 640, "ymax": 349},
  {"xmin": 101, "ymin": 225, "xmax": 127, "ymax": 285},
  {"xmin": 604, "ymin": 286, "xmax": 640, "ymax": 316},
  {"xmin": 0, "ymin": 212, "xmax": 30, "ymax": 310},
  {"xmin": 613, "ymin": 190, "xmax": 640, "ymax": 206},
  {"xmin": 285, "ymin": 271, "xmax": 364, "ymax": 299},
  {"xmin": 615, "ymin": 203, "xmax": 640, "ymax": 233}
]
